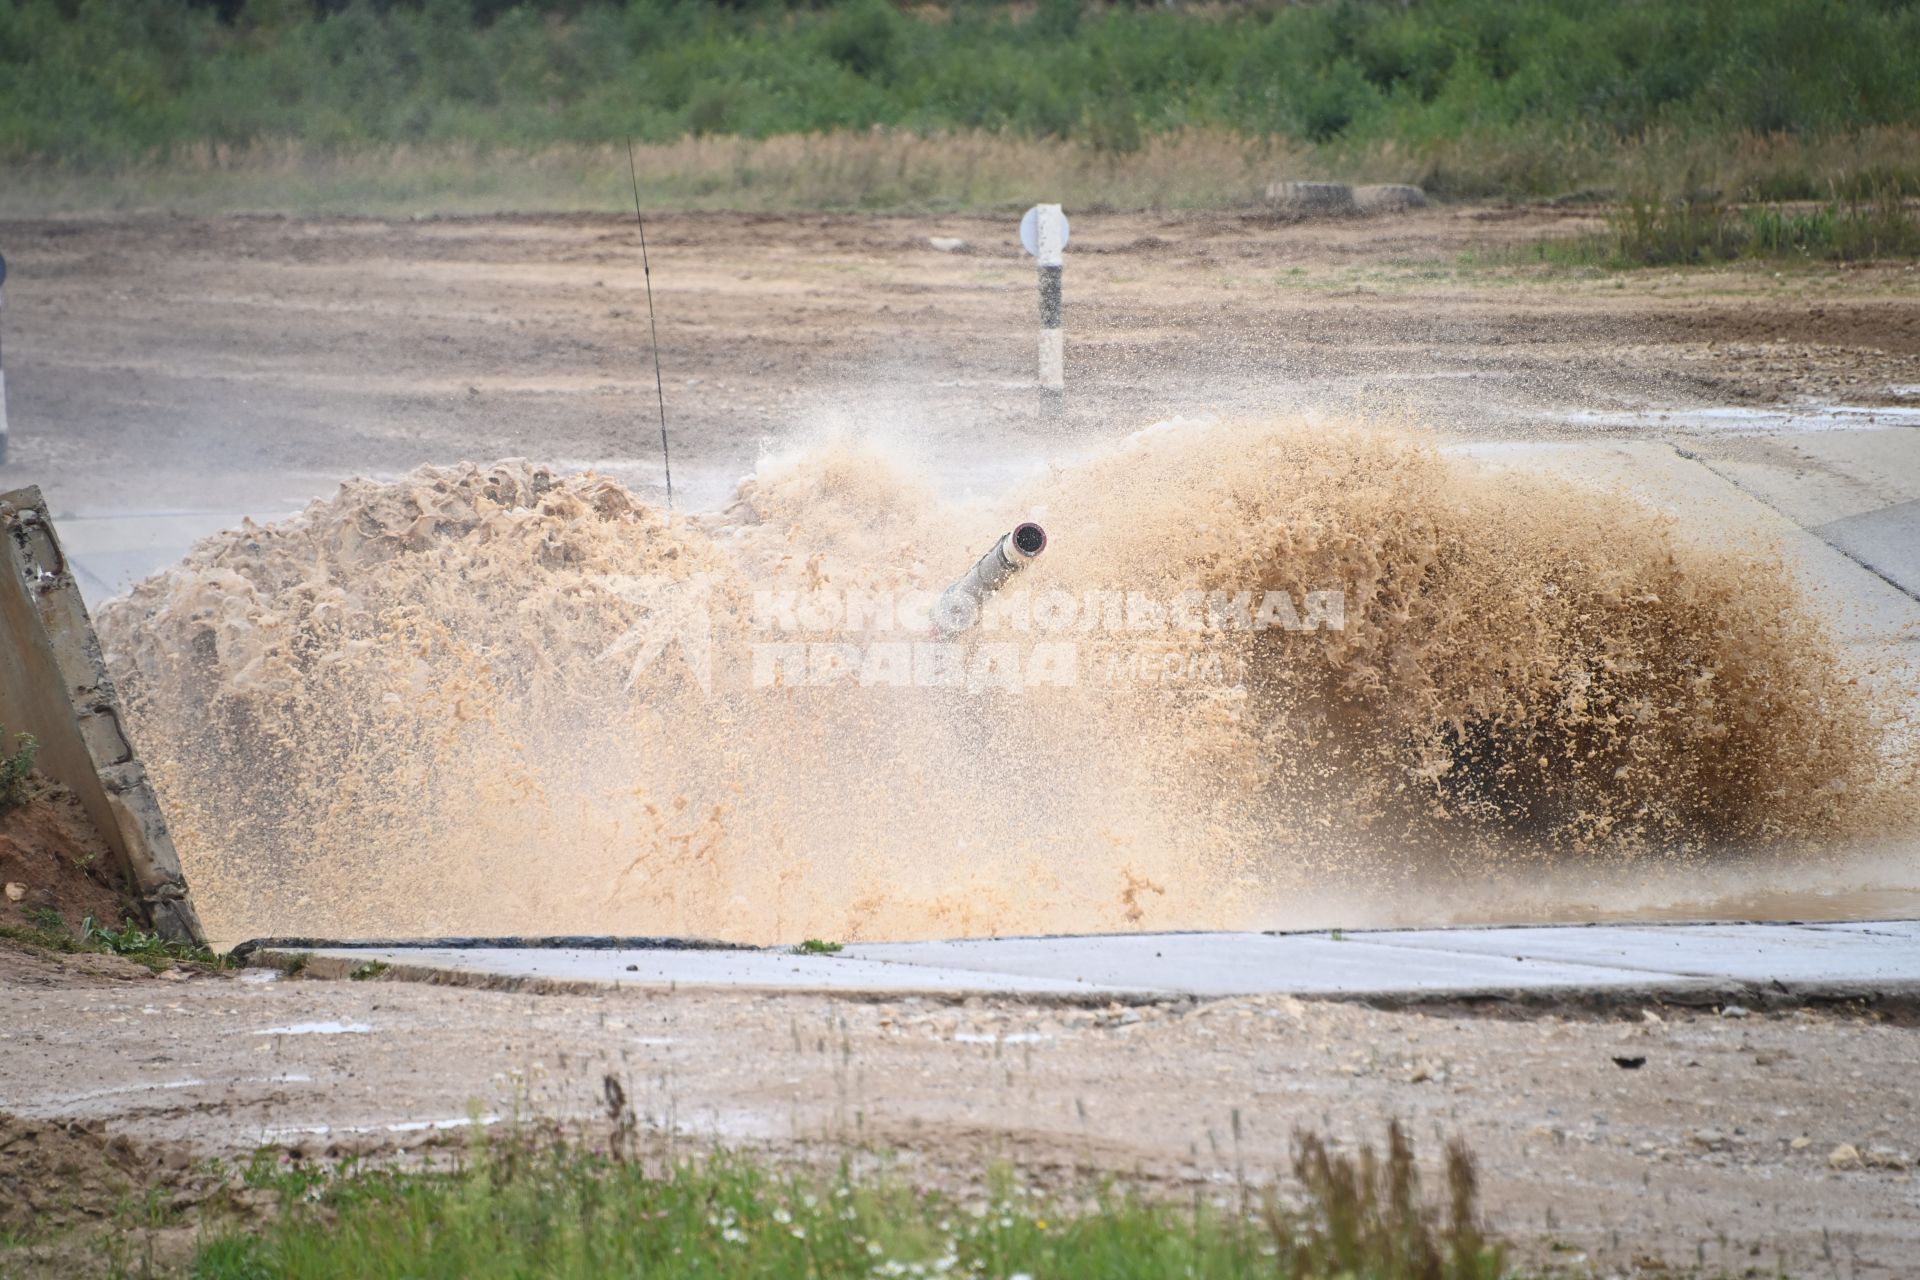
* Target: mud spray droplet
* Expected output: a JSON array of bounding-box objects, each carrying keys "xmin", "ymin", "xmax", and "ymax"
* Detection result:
[{"xmin": 98, "ymin": 421, "xmax": 1915, "ymax": 943}]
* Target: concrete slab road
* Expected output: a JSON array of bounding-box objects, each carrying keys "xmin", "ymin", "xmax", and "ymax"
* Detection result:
[{"xmin": 286, "ymin": 918, "xmax": 1920, "ymax": 1004}]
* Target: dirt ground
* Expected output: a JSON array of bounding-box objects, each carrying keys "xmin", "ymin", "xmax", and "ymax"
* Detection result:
[
  {"xmin": 0, "ymin": 780, "xmax": 131, "ymax": 936},
  {"xmin": 1, "ymin": 206, "xmax": 1918, "ymax": 1273},
  {"xmin": 3, "ymin": 205, "xmax": 1917, "ymax": 518},
  {"xmin": 2, "ymin": 948, "xmax": 1918, "ymax": 1275}
]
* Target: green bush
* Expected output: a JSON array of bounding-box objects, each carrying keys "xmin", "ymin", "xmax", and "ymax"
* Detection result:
[
  {"xmin": 0, "ymin": 730, "xmax": 35, "ymax": 817},
  {"xmin": 817, "ymin": 0, "xmax": 903, "ymax": 81},
  {"xmin": 80, "ymin": 915, "xmax": 230, "ymax": 970},
  {"xmin": 3, "ymin": 0, "xmax": 1919, "ymax": 192},
  {"xmin": 0, "ymin": 913, "xmax": 227, "ymax": 970},
  {"xmin": 1608, "ymin": 192, "xmax": 1749, "ymax": 266}
]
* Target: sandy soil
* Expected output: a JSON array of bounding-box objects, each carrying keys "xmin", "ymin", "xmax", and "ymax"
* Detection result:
[
  {"xmin": 1, "ymin": 950, "xmax": 1917, "ymax": 1274},
  {"xmin": 3, "ymin": 206, "xmax": 1917, "ymax": 516}
]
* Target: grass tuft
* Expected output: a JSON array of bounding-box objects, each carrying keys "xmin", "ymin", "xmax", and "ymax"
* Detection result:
[
  {"xmin": 0, "ymin": 912, "xmax": 229, "ymax": 972},
  {"xmin": 23, "ymin": 905, "xmax": 65, "ymax": 934},
  {"xmin": 0, "ymin": 731, "xmax": 36, "ymax": 817},
  {"xmin": 1500, "ymin": 188, "xmax": 1920, "ymax": 269},
  {"xmin": 1284, "ymin": 1121, "xmax": 1500, "ymax": 1278},
  {"xmin": 80, "ymin": 915, "xmax": 232, "ymax": 972},
  {"xmin": 188, "ymin": 1122, "xmax": 1505, "ymax": 1278}
]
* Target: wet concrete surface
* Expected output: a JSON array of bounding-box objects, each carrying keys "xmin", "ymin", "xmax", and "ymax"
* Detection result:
[
  {"xmin": 289, "ymin": 918, "xmax": 1920, "ymax": 1002},
  {"xmin": 297, "ymin": 943, "xmax": 1117, "ymax": 996},
  {"xmin": 48, "ymin": 508, "xmax": 280, "ymax": 602},
  {"xmin": 1456, "ymin": 435, "xmax": 1920, "ymax": 651},
  {"xmin": 1817, "ymin": 498, "xmax": 1920, "ymax": 599}
]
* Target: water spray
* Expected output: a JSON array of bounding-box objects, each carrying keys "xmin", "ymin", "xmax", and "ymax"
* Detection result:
[{"xmin": 625, "ymin": 141, "xmax": 674, "ymax": 510}]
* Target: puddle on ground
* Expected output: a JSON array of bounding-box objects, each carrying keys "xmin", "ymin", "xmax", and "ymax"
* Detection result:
[
  {"xmin": 260, "ymin": 1113, "xmax": 502, "ymax": 1141},
  {"xmin": 658, "ymin": 1106, "xmax": 786, "ymax": 1141},
  {"xmin": 1568, "ymin": 403, "xmax": 1920, "ymax": 433},
  {"xmin": 252, "ymin": 1021, "xmax": 374, "ymax": 1037},
  {"xmin": 953, "ymin": 1031, "xmax": 1051, "ymax": 1045},
  {"xmin": 11, "ymin": 1080, "xmax": 208, "ymax": 1115}
]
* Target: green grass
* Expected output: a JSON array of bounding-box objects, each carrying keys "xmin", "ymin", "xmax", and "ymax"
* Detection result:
[
  {"xmin": 4, "ymin": 0, "xmax": 1920, "ymax": 213},
  {"xmin": 793, "ymin": 938, "xmax": 845, "ymax": 955},
  {"xmin": 23, "ymin": 904, "xmax": 65, "ymax": 933},
  {"xmin": 188, "ymin": 1120, "xmax": 1505, "ymax": 1279},
  {"xmin": 0, "ymin": 912, "xmax": 230, "ymax": 972},
  {"xmin": 1496, "ymin": 188, "xmax": 1920, "ymax": 269}
]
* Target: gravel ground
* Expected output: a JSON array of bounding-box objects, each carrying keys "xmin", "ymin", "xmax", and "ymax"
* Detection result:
[
  {"xmin": 2, "ymin": 206, "xmax": 1917, "ymax": 518},
  {"xmin": 2, "ymin": 947, "xmax": 1917, "ymax": 1274}
]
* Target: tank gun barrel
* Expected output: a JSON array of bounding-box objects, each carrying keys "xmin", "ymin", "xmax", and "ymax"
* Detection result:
[{"xmin": 932, "ymin": 522, "xmax": 1047, "ymax": 636}]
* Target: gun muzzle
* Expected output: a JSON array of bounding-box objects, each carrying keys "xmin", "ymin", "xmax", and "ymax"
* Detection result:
[{"xmin": 932, "ymin": 522, "xmax": 1047, "ymax": 636}]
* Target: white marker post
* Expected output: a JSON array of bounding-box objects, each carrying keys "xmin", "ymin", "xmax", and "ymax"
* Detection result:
[
  {"xmin": 1019, "ymin": 204, "xmax": 1069, "ymax": 390},
  {"xmin": 0, "ymin": 252, "xmax": 9, "ymax": 466}
]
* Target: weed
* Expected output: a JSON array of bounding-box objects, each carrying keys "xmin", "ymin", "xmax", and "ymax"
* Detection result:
[
  {"xmin": 793, "ymin": 938, "xmax": 845, "ymax": 955},
  {"xmin": 0, "ymin": 731, "xmax": 35, "ymax": 816},
  {"xmin": 1744, "ymin": 188, "xmax": 1920, "ymax": 259},
  {"xmin": 24, "ymin": 905, "xmax": 67, "ymax": 934},
  {"xmin": 1283, "ymin": 1121, "xmax": 1502, "ymax": 1278},
  {"xmin": 0, "ymin": 923, "xmax": 79, "ymax": 953},
  {"xmin": 188, "ymin": 1122, "xmax": 1506, "ymax": 1278},
  {"xmin": 242, "ymin": 1146, "xmax": 330, "ymax": 1202},
  {"xmin": 80, "ymin": 915, "xmax": 230, "ymax": 972},
  {"xmin": 349, "ymin": 959, "xmax": 390, "ymax": 981},
  {"xmin": 1493, "ymin": 187, "xmax": 1920, "ymax": 270},
  {"xmin": 0, "ymin": 913, "xmax": 229, "ymax": 971},
  {"xmin": 1607, "ymin": 192, "xmax": 1747, "ymax": 266}
]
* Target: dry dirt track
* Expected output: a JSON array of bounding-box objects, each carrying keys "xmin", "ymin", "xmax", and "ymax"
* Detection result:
[
  {"xmin": 3, "ymin": 206, "xmax": 1918, "ymax": 518},
  {"xmin": 3, "ymin": 946, "xmax": 1919, "ymax": 1276}
]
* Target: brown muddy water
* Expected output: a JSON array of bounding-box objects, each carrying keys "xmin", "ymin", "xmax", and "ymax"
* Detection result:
[{"xmin": 97, "ymin": 418, "xmax": 1918, "ymax": 944}]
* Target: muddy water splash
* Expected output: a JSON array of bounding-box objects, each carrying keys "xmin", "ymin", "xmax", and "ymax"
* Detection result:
[{"xmin": 98, "ymin": 419, "xmax": 1915, "ymax": 943}]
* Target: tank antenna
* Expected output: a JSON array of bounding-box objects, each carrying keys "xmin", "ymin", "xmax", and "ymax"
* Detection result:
[{"xmin": 626, "ymin": 139, "xmax": 674, "ymax": 510}]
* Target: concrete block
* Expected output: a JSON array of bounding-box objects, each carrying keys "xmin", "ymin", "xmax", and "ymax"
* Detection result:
[
  {"xmin": 0, "ymin": 487, "xmax": 204, "ymax": 943},
  {"xmin": 1264, "ymin": 181, "xmax": 1356, "ymax": 213},
  {"xmin": 1354, "ymin": 183, "xmax": 1428, "ymax": 211}
]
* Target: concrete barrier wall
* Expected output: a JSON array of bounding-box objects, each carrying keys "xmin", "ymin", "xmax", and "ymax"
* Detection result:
[{"xmin": 0, "ymin": 486, "xmax": 203, "ymax": 942}]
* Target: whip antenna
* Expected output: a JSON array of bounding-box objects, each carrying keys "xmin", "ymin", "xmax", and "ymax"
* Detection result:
[{"xmin": 626, "ymin": 139, "xmax": 674, "ymax": 509}]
